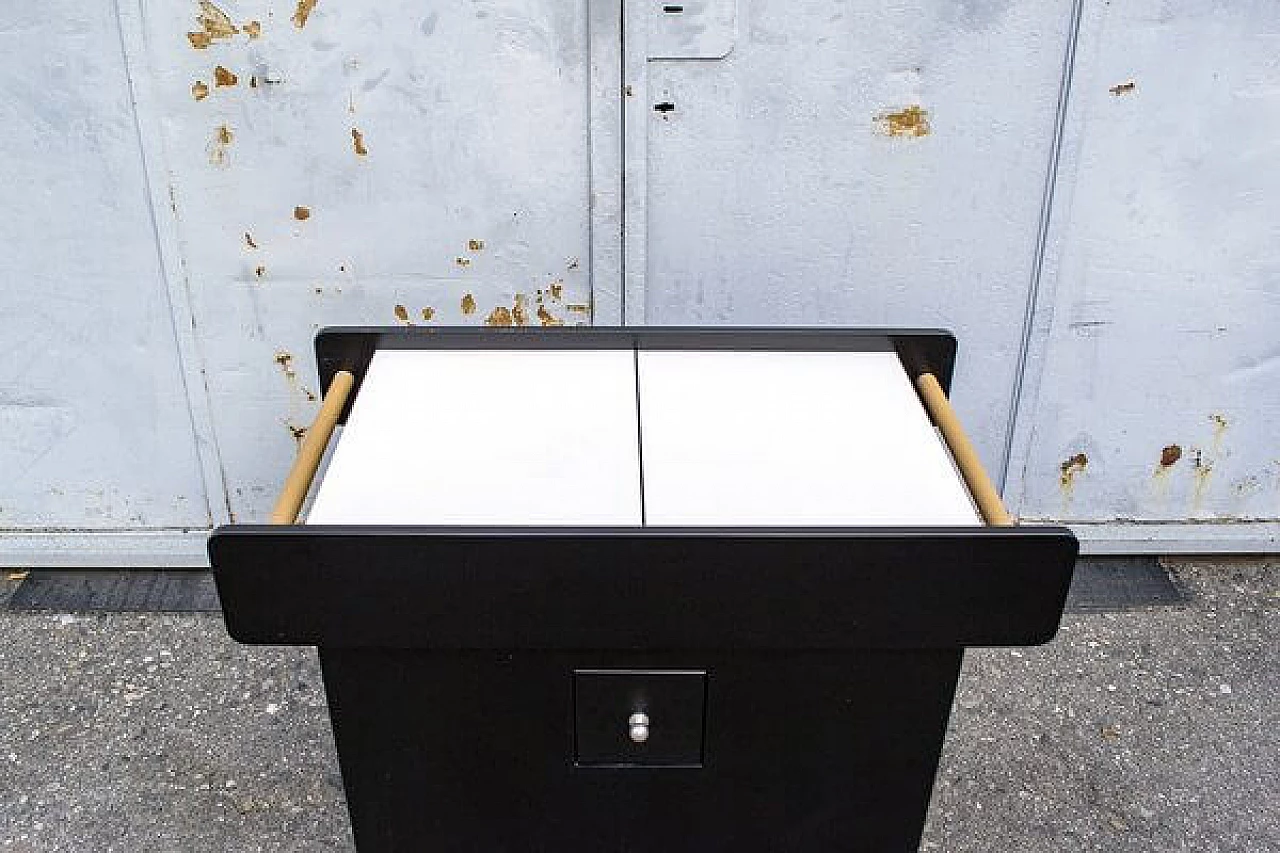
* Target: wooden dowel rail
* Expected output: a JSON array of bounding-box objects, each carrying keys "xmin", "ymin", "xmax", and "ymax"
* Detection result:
[
  {"xmin": 914, "ymin": 372, "xmax": 1015, "ymax": 527},
  {"xmin": 270, "ymin": 370, "xmax": 356, "ymax": 525}
]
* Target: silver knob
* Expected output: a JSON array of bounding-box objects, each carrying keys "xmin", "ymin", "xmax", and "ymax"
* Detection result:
[{"xmin": 628, "ymin": 712, "xmax": 650, "ymax": 744}]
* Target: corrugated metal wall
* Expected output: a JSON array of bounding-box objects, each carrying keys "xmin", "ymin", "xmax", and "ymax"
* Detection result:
[{"xmin": 1, "ymin": 0, "xmax": 1276, "ymax": 564}]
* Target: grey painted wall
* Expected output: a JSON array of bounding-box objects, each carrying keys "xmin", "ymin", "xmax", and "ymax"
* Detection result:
[{"xmin": 1, "ymin": 0, "xmax": 1276, "ymax": 563}]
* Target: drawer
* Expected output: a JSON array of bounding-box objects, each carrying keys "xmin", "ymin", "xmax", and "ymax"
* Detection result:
[{"xmin": 574, "ymin": 670, "xmax": 707, "ymax": 768}]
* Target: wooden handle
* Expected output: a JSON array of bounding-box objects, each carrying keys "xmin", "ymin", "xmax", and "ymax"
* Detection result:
[
  {"xmin": 914, "ymin": 372, "xmax": 1015, "ymax": 527},
  {"xmin": 270, "ymin": 370, "xmax": 356, "ymax": 525}
]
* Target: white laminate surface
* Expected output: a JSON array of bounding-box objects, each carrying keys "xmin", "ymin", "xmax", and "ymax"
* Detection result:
[
  {"xmin": 306, "ymin": 349, "xmax": 643, "ymax": 525},
  {"xmin": 637, "ymin": 350, "xmax": 980, "ymax": 526}
]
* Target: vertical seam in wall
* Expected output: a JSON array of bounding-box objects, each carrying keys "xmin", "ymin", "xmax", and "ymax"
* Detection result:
[
  {"xmin": 111, "ymin": 0, "xmax": 232, "ymax": 526},
  {"xmin": 587, "ymin": 0, "xmax": 626, "ymax": 326},
  {"xmin": 619, "ymin": 0, "xmax": 628, "ymax": 326},
  {"xmin": 999, "ymin": 0, "xmax": 1086, "ymax": 493},
  {"xmin": 622, "ymin": 0, "xmax": 650, "ymax": 326},
  {"xmin": 588, "ymin": 0, "xmax": 597, "ymax": 325}
]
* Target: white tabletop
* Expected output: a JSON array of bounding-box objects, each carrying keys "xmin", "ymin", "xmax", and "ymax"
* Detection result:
[
  {"xmin": 306, "ymin": 349, "xmax": 644, "ymax": 525},
  {"xmin": 637, "ymin": 350, "xmax": 980, "ymax": 526},
  {"xmin": 305, "ymin": 347, "xmax": 980, "ymax": 527}
]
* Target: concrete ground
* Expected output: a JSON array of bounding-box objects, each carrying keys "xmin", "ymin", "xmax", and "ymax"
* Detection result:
[{"xmin": 0, "ymin": 559, "xmax": 1275, "ymax": 852}]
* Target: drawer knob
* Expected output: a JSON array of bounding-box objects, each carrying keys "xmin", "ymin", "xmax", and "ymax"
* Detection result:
[{"xmin": 628, "ymin": 712, "xmax": 650, "ymax": 744}]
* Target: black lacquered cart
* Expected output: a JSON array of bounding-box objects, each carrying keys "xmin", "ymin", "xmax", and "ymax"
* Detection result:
[{"xmin": 211, "ymin": 328, "xmax": 1077, "ymax": 852}]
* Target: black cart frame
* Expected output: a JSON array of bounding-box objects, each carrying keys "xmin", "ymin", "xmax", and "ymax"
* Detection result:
[{"xmin": 212, "ymin": 328, "xmax": 1078, "ymax": 853}]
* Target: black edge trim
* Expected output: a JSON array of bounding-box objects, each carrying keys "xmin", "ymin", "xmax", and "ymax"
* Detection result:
[{"xmin": 315, "ymin": 327, "xmax": 959, "ymax": 424}]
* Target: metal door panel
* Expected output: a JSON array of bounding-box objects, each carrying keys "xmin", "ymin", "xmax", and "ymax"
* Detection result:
[
  {"xmin": 137, "ymin": 0, "xmax": 608, "ymax": 521},
  {"xmin": 1007, "ymin": 0, "xmax": 1280, "ymax": 528},
  {"xmin": 638, "ymin": 0, "xmax": 1080, "ymax": 475},
  {"xmin": 0, "ymin": 0, "xmax": 209, "ymax": 530}
]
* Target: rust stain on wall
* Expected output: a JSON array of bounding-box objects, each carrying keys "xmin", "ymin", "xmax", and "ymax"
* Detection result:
[
  {"xmin": 485, "ymin": 306, "xmax": 514, "ymax": 327},
  {"xmin": 1152, "ymin": 444, "xmax": 1180, "ymax": 495},
  {"xmin": 461, "ymin": 293, "xmax": 477, "ymax": 315},
  {"xmin": 254, "ymin": 264, "xmax": 266, "ymax": 279},
  {"xmin": 274, "ymin": 351, "xmax": 297, "ymax": 381},
  {"xmin": 455, "ymin": 257, "xmax": 472, "ymax": 267},
  {"xmin": 292, "ymin": 0, "xmax": 319, "ymax": 28},
  {"xmin": 512, "ymin": 294, "xmax": 530, "ymax": 327},
  {"xmin": 188, "ymin": 0, "xmax": 239, "ymax": 48},
  {"xmin": 244, "ymin": 232, "xmax": 258, "ymax": 249},
  {"xmin": 468, "ymin": 239, "xmax": 486, "ymax": 252},
  {"xmin": 1209, "ymin": 414, "xmax": 1229, "ymax": 454},
  {"xmin": 209, "ymin": 125, "xmax": 233, "ymax": 167},
  {"xmin": 286, "ymin": 422, "xmax": 308, "ymax": 447},
  {"xmin": 549, "ymin": 281, "xmax": 564, "ymax": 301},
  {"xmin": 1059, "ymin": 453, "xmax": 1088, "ymax": 489},
  {"xmin": 214, "ymin": 65, "xmax": 238, "ymax": 87},
  {"xmin": 393, "ymin": 304, "xmax": 411, "ymax": 325},
  {"xmin": 875, "ymin": 105, "xmax": 930, "ymax": 138},
  {"xmin": 538, "ymin": 305, "xmax": 563, "ymax": 327},
  {"xmin": 421, "ymin": 307, "xmax": 436, "ymax": 322},
  {"xmin": 567, "ymin": 303, "xmax": 590, "ymax": 315},
  {"xmin": 1191, "ymin": 448, "xmax": 1214, "ymax": 511},
  {"xmin": 351, "ymin": 128, "xmax": 368, "ymax": 156},
  {"xmin": 244, "ymin": 20, "xmax": 262, "ymax": 38},
  {"xmin": 293, "ymin": 206, "xmax": 311, "ymax": 221},
  {"xmin": 198, "ymin": 0, "xmax": 238, "ymax": 37},
  {"xmin": 1109, "ymin": 81, "xmax": 1136, "ymax": 96},
  {"xmin": 191, "ymin": 81, "xmax": 209, "ymax": 101}
]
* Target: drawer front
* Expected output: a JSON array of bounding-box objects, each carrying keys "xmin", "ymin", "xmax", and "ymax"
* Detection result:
[{"xmin": 574, "ymin": 670, "xmax": 707, "ymax": 767}]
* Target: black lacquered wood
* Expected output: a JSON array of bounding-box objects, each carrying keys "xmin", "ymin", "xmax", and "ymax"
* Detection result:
[
  {"xmin": 321, "ymin": 648, "xmax": 963, "ymax": 853},
  {"xmin": 211, "ymin": 526, "xmax": 1076, "ymax": 650},
  {"xmin": 208, "ymin": 326, "xmax": 1078, "ymax": 852}
]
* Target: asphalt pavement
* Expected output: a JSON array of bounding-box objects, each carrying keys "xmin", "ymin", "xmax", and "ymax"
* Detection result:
[{"xmin": 0, "ymin": 558, "xmax": 1275, "ymax": 851}]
